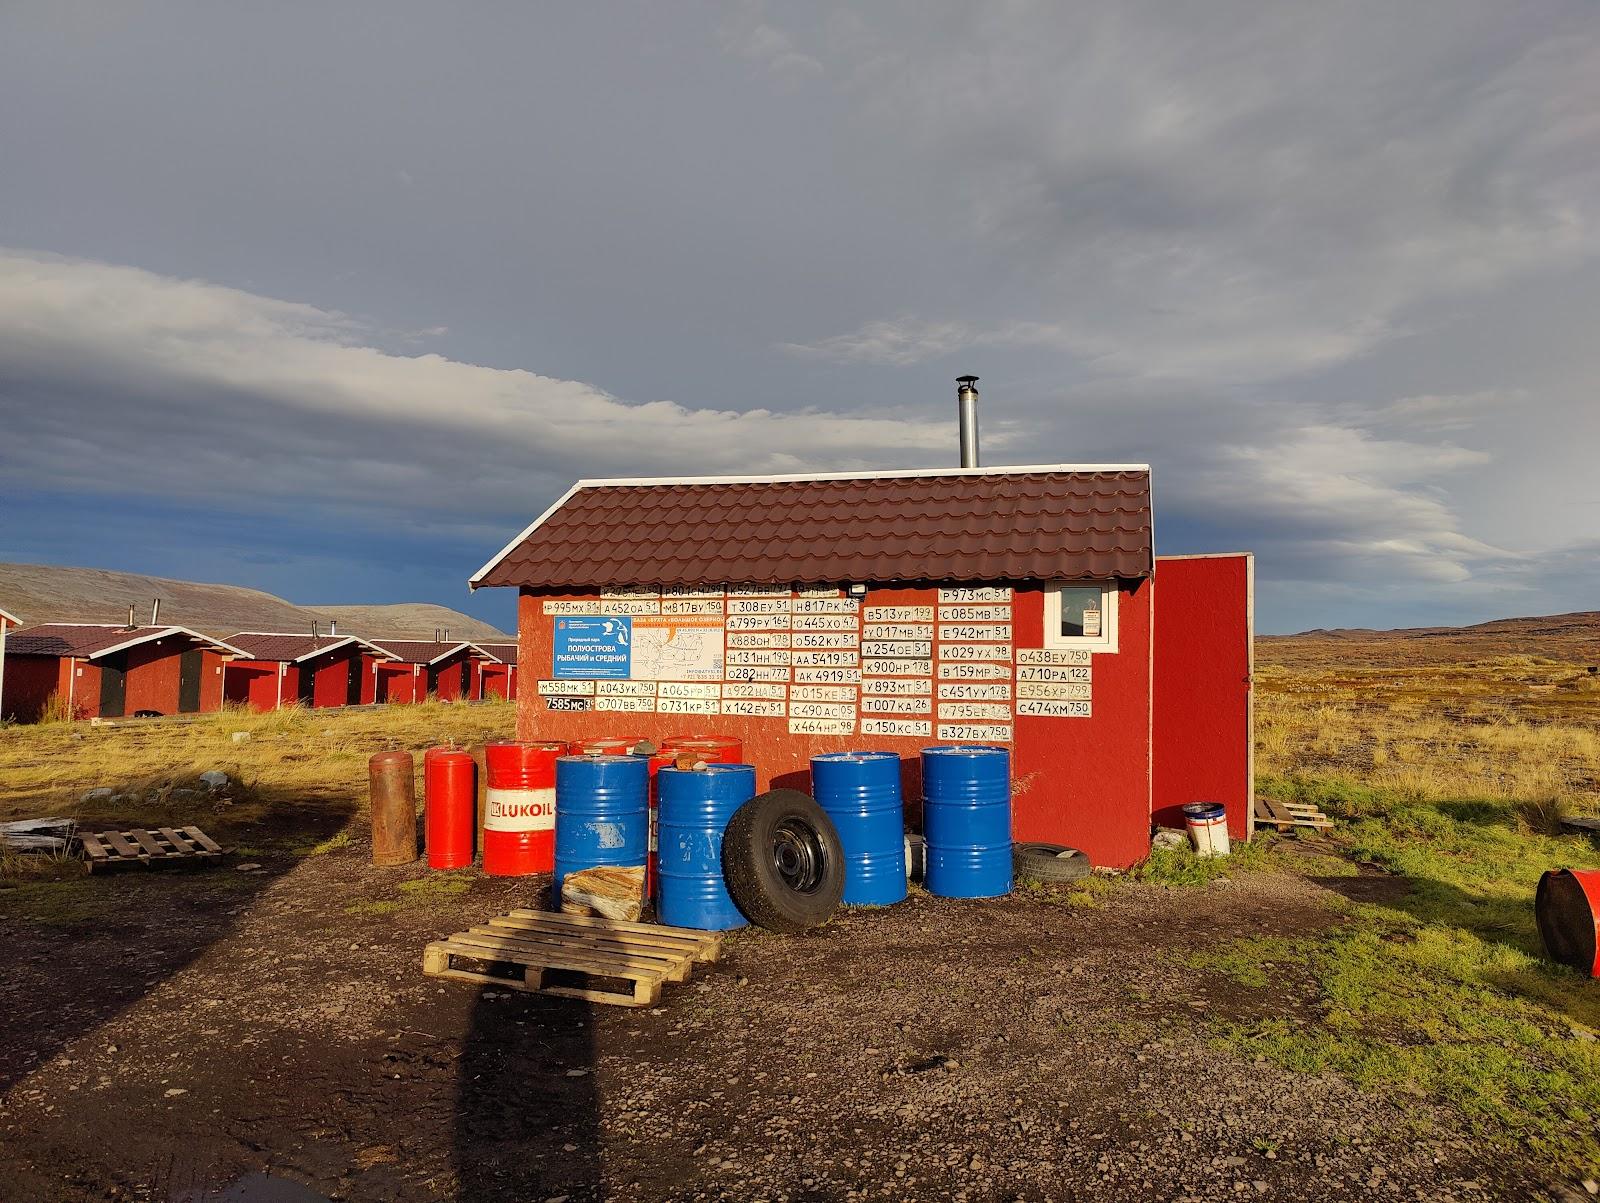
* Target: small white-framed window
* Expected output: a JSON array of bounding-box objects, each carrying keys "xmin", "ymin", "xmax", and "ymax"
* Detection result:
[{"xmin": 1043, "ymin": 582, "xmax": 1119, "ymax": 653}]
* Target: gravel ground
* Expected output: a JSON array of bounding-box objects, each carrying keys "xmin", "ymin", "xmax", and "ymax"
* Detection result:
[{"xmin": 0, "ymin": 849, "xmax": 1553, "ymax": 1202}]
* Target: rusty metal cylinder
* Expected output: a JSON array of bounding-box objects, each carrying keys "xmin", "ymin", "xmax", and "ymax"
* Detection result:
[
  {"xmin": 369, "ymin": 750, "xmax": 418, "ymax": 866},
  {"xmin": 425, "ymin": 748, "xmax": 477, "ymax": 870}
]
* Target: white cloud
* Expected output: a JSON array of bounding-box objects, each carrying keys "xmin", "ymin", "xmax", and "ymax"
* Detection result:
[{"xmin": 0, "ymin": 250, "xmax": 966, "ymax": 526}]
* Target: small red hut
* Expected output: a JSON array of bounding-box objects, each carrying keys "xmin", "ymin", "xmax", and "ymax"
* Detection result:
[
  {"xmin": 369, "ymin": 639, "xmax": 499, "ymax": 704},
  {"xmin": 477, "ymin": 641, "xmax": 520, "ymax": 700},
  {"xmin": 223, "ymin": 632, "xmax": 391, "ymax": 711},
  {"xmin": 470, "ymin": 463, "xmax": 1254, "ymax": 870},
  {"xmin": 3, "ymin": 623, "xmax": 242, "ymax": 723}
]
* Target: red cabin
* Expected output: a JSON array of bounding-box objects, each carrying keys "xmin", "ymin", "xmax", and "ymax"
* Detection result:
[
  {"xmin": 477, "ymin": 641, "xmax": 520, "ymax": 700},
  {"xmin": 223, "ymin": 632, "xmax": 390, "ymax": 711},
  {"xmin": 0, "ymin": 605, "xmax": 22, "ymax": 724},
  {"xmin": 470, "ymin": 464, "xmax": 1254, "ymax": 870},
  {"xmin": 369, "ymin": 639, "xmax": 500, "ymax": 703},
  {"xmin": 1, "ymin": 623, "xmax": 241, "ymax": 723}
]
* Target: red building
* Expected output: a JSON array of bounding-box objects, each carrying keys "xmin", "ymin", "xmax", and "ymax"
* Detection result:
[
  {"xmin": 223, "ymin": 632, "xmax": 391, "ymax": 711},
  {"xmin": 2, "ymin": 623, "xmax": 243, "ymax": 723},
  {"xmin": 477, "ymin": 641, "xmax": 519, "ymax": 700},
  {"xmin": 369, "ymin": 639, "xmax": 499, "ymax": 703},
  {"xmin": 470, "ymin": 465, "xmax": 1253, "ymax": 870},
  {"xmin": 0, "ymin": 605, "xmax": 21, "ymax": 724}
]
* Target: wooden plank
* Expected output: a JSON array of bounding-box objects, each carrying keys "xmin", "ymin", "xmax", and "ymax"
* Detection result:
[
  {"xmin": 506, "ymin": 908, "xmax": 722, "ymax": 961},
  {"xmin": 103, "ymin": 830, "xmax": 145, "ymax": 860},
  {"xmin": 488, "ymin": 913, "xmax": 716, "ymax": 960},
  {"xmin": 180, "ymin": 826, "xmax": 225, "ymax": 854},
  {"xmin": 156, "ymin": 827, "xmax": 196, "ymax": 855},
  {"xmin": 128, "ymin": 829, "xmax": 171, "ymax": 859},
  {"xmin": 80, "ymin": 834, "xmax": 111, "ymax": 862},
  {"xmin": 443, "ymin": 932, "xmax": 674, "ymax": 981},
  {"xmin": 425, "ymin": 940, "xmax": 664, "ymax": 1008},
  {"xmin": 467, "ymin": 923, "xmax": 691, "ymax": 982}
]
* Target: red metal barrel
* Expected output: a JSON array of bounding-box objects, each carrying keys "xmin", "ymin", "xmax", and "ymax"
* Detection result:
[
  {"xmin": 659, "ymin": 734, "xmax": 743, "ymax": 763},
  {"xmin": 483, "ymin": 741, "xmax": 566, "ymax": 876},
  {"xmin": 572, "ymin": 735, "xmax": 650, "ymax": 755},
  {"xmin": 1536, "ymin": 868, "xmax": 1600, "ymax": 978},
  {"xmin": 425, "ymin": 748, "xmax": 476, "ymax": 869}
]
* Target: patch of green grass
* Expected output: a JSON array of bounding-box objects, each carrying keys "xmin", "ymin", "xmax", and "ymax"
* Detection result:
[
  {"xmin": 1191, "ymin": 787, "xmax": 1600, "ymax": 1177},
  {"xmin": 1132, "ymin": 836, "xmax": 1283, "ymax": 886},
  {"xmin": 345, "ymin": 871, "xmax": 473, "ymax": 916},
  {"xmin": 303, "ymin": 829, "xmax": 352, "ymax": 856}
]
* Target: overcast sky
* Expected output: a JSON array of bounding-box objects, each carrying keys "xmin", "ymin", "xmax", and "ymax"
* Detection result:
[{"xmin": 1, "ymin": 2, "xmax": 1597, "ymax": 635}]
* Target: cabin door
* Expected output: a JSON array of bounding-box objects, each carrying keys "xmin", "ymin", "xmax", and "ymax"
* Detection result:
[{"xmin": 1152, "ymin": 553, "xmax": 1255, "ymax": 842}]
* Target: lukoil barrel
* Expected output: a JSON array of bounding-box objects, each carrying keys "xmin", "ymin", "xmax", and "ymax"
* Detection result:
[
  {"xmin": 553, "ymin": 753, "xmax": 649, "ymax": 894},
  {"xmin": 1536, "ymin": 868, "xmax": 1600, "ymax": 978},
  {"xmin": 482, "ymin": 741, "xmax": 565, "ymax": 876},
  {"xmin": 657, "ymin": 762, "xmax": 756, "ymax": 930},
  {"xmin": 811, "ymin": 752, "xmax": 907, "ymax": 906},
  {"xmin": 425, "ymin": 747, "xmax": 477, "ymax": 869},
  {"xmin": 921, "ymin": 745, "xmax": 1012, "ymax": 898},
  {"xmin": 659, "ymin": 734, "xmax": 743, "ymax": 764},
  {"xmin": 1182, "ymin": 801, "xmax": 1231, "ymax": 858}
]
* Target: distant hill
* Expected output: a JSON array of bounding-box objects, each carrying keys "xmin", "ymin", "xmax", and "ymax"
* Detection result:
[
  {"xmin": 0, "ymin": 563, "xmax": 507, "ymax": 642},
  {"xmin": 1262, "ymin": 611, "xmax": 1600, "ymax": 668},
  {"xmin": 306, "ymin": 603, "xmax": 507, "ymax": 642}
]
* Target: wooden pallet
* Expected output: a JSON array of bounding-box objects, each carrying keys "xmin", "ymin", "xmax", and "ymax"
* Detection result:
[
  {"xmin": 1254, "ymin": 797, "xmax": 1334, "ymax": 832},
  {"xmin": 79, "ymin": 825, "xmax": 224, "ymax": 872},
  {"xmin": 423, "ymin": 909, "xmax": 723, "ymax": 1007}
]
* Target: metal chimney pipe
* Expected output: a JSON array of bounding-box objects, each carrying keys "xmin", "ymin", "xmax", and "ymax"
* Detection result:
[
  {"xmin": 150, "ymin": 598, "xmax": 160, "ymax": 627},
  {"xmin": 956, "ymin": 375, "xmax": 980, "ymax": 468},
  {"xmin": 330, "ymin": 620, "xmax": 337, "ymax": 636},
  {"xmin": 127, "ymin": 604, "xmax": 136, "ymax": 630}
]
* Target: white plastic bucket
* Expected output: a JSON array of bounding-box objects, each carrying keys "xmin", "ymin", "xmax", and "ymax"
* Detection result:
[{"xmin": 1182, "ymin": 802, "xmax": 1230, "ymax": 858}]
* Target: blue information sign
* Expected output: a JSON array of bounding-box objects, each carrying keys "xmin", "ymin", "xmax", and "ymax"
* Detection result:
[{"xmin": 552, "ymin": 616, "xmax": 632, "ymax": 679}]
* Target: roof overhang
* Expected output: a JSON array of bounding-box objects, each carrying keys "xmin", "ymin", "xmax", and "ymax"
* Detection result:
[
  {"xmin": 0, "ymin": 607, "xmax": 20, "ymax": 627},
  {"xmin": 87, "ymin": 626, "xmax": 248, "ymax": 660}
]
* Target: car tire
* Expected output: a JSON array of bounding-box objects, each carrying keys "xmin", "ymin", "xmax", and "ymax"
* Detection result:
[
  {"xmin": 721, "ymin": 789, "xmax": 845, "ymax": 933},
  {"xmin": 1013, "ymin": 842, "xmax": 1092, "ymax": 882}
]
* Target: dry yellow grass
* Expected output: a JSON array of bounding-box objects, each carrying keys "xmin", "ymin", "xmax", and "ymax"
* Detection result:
[
  {"xmin": 1256, "ymin": 654, "xmax": 1600, "ymax": 816},
  {"xmin": 0, "ymin": 700, "xmax": 517, "ymax": 876}
]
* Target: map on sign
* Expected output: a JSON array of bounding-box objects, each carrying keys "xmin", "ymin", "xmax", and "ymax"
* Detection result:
[{"xmin": 631, "ymin": 617, "xmax": 724, "ymax": 681}]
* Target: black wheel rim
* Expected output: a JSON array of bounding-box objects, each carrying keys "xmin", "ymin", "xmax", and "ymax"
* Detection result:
[{"xmin": 770, "ymin": 818, "xmax": 825, "ymax": 894}]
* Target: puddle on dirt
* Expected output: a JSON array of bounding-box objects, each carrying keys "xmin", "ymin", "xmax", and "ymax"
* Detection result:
[{"xmin": 173, "ymin": 1173, "xmax": 332, "ymax": 1203}]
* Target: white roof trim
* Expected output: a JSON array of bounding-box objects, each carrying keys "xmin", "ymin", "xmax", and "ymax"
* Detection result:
[
  {"xmin": 469, "ymin": 462, "xmax": 1151, "ymax": 588},
  {"xmin": 369, "ymin": 639, "xmax": 495, "ymax": 666},
  {"xmin": 0, "ymin": 606, "xmax": 19, "ymax": 626},
  {"xmin": 87, "ymin": 626, "xmax": 249, "ymax": 660},
  {"xmin": 228, "ymin": 632, "xmax": 391, "ymax": 662}
]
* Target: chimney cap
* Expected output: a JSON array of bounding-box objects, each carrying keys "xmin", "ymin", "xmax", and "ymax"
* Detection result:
[{"xmin": 956, "ymin": 375, "xmax": 979, "ymax": 386}]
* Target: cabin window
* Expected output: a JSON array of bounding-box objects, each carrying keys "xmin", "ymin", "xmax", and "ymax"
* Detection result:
[{"xmin": 1043, "ymin": 582, "xmax": 1118, "ymax": 653}]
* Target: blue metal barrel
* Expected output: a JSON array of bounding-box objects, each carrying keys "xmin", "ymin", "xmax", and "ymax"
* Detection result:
[
  {"xmin": 811, "ymin": 752, "xmax": 908, "ymax": 906},
  {"xmin": 553, "ymin": 754, "xmax": 648, "ymax": 894},
  {"xmin": 656, "ymin": 763, "xmax": 756, "ymax": 930},
  {"xmin": 921, "ymin": 745, "xmax": 1012, "ymax": 898}
]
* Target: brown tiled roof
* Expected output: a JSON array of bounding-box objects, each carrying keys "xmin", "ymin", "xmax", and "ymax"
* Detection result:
[
  {"xmin": 472, "ymin": 467, "xmax": 1153, "ymax": 590},
  {"xmin": 477, "ymin": 642, "xmax": 519, "ymax": 663},
  {"xmin": 227, "ymin": 633, "xmax": 386, "ymax": 663},
  {"xmin": 371, "ymin": 639, "xmax": 496, "ymax": 665},
  {"xmin": 7, "ymin": 624, "xmax": 244, "ymax": 659}
]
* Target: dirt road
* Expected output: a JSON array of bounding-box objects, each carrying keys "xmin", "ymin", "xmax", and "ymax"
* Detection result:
[{"xmin": 0, "ymin": 845, "xmax": 1535, "ymax": 1202}]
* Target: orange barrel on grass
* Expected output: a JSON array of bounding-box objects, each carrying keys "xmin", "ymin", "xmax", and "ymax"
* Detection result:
[
  {"xmin": 1536, "ymin": 868, "xmax": 1600, "ymax": 978},
  {"xmin": 483, "ymin": 741, "xmax": 566, "ymax": 876},
  {"xmin": 425, "ymin": 748, "xmax": 477, "ymax": 870}
]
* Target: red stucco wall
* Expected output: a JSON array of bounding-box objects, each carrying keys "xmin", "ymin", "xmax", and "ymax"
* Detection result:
[
  {"xmin": 3, "ymin": 655, "xmax": 67, "ymax": 723},
  {"xmin": 513, "ymin": 581, "xmax": 1157, "ymax": 868},
  {"xmin": 1152, "ymin": 554, "xmax": 1254, "ymax": 841},
  {"xmin": 226, "ymin": 662, "xmax": 282, "ymax": 711}
]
